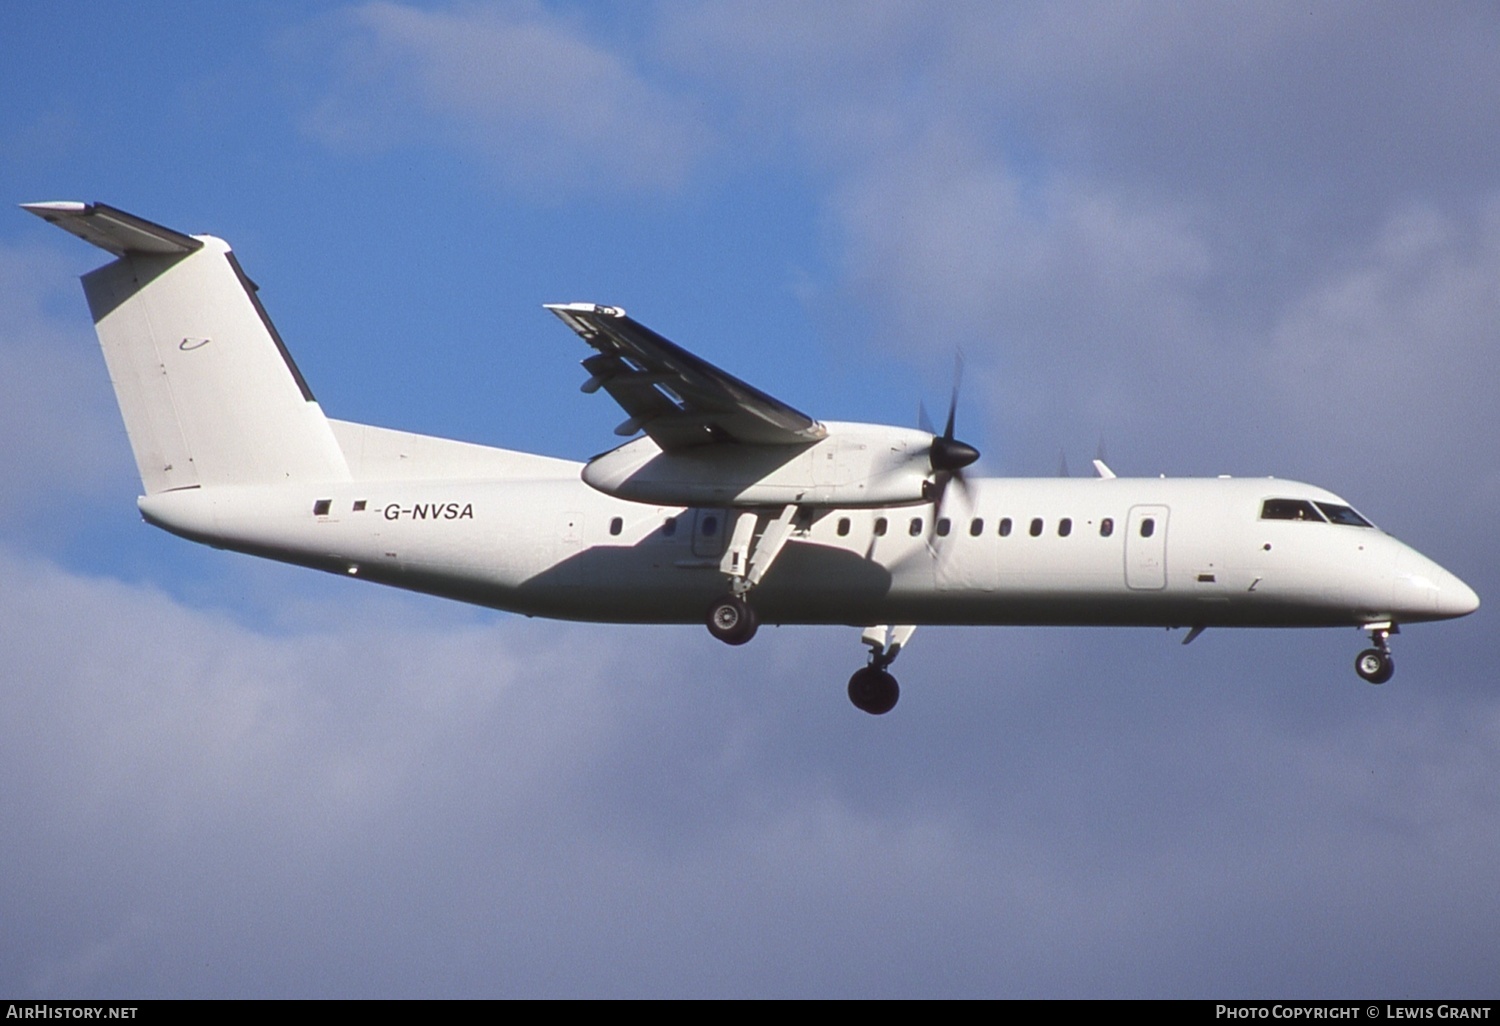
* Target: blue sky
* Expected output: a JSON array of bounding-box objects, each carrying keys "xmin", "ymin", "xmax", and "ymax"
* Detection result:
[{"xmin": 2, "ymin": 1, "xmax": 1498, "ymax": 998}]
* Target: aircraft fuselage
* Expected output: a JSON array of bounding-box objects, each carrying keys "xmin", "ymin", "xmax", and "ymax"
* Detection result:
[{"xmin": 137, "ymin": 453, "xmax": 1475, "ymax": 632}]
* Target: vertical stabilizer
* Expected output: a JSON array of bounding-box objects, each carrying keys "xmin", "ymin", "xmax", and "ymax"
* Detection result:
[{"xmin": 24, "ymin": 202, "xmax": 349, "ymax": 494}]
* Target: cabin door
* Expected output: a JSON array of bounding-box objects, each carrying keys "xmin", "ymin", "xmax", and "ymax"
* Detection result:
[{"xmin": 1125, "ymin": 505, "xmax": 1169, "ymax": 590}]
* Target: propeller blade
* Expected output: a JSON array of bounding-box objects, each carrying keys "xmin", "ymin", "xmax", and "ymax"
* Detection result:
[
  {"xmin": 923, "ymin": 470, "xmax": 950, "ymax": 553},
  {"xmin": 943, "ymin": 352, "xmax": 965, "ymax": 440},
  {"xmin": 951, "ymin": 465, "xmax": 974, "ymax": 506},
  {"xmin": 923, "ymin": 350, "xmax": 979, "ymax": 497},
  {"xmin": 926, "ymin": 461, "xmax": 976, "ymax": 556}
]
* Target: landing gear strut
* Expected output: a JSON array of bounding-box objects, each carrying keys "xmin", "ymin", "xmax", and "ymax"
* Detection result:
[
  {"xmin": 1355, "ymin": 623, "xmax": 1397, "ymax": 684},
  {"xmin": 847, "ymin": 625, "xmax": 915, "ymax": 715},
  {"xmin": 704, "ymin": 505, "xmax": 803, "ymax": 647}
]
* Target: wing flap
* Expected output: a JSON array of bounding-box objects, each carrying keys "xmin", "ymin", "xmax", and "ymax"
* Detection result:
[{"xmin": 547, "ymin": 303, "xmax": 825, "ymax": 450}]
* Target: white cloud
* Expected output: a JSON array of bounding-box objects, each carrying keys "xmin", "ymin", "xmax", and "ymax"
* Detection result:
[
  {"xmin": 1258, "ymin": 196, "xmax": 1500, "ymax": 547},
  {"xmin": 0, "ymin": 242, "xmax": 136, "ymax": 520},
  {"xmin": 1267, "ymin": 199, "xmax": 1500, "ymax": 449},
  {"xmin": 3, "ymin": 543, "xmax": 1497, "ymax": 996},
  {"xmin": 301, "ymin": 1, "xmax": 708, "ymax": 193},
  {"xmin": 647, "ymin": 3, "xmax": 1500, "ymax": 503}
]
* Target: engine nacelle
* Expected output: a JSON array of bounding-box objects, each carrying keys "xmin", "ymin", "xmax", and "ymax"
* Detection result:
[{"xmin": 581, "ymin": 421, "xmax": 936, "ymax": 508}]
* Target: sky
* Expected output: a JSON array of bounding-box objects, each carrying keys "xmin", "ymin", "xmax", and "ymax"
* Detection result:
[{"xmin": 2, "ymin": 0, "xmax": 1498, "ymax": 999}]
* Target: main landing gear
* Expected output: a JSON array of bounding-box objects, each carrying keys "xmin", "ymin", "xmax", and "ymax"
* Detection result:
[
  {"xmin": 704, "ymin": 506, "xmax": 801, "ymax": 647},
  {"xmin": 706, "ymin": 593, "xmax": 758, "ymax": 645},
  {"xmin": 1355, "ymin": 622, "xmax": 1397, "ymax": 684}
]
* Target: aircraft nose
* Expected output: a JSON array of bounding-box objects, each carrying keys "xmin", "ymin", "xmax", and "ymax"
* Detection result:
[
  {"xmin": 1391, "ymin": 546, "xmax": 1480, "ymax": 621},
  {"xmin": 1435, "ymin": 568, "xmax": 1480, "ymax": 619}
]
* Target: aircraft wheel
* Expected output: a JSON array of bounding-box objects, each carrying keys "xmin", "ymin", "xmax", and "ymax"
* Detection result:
[
  {"xmin": 847, "ymin": 666, "xmax": 899, "ymax": 715},
  {"xmin": 1355, "ymin": 647, "xmax": 1394, "ymax": 685},
  {"xmin": 706, "ymin": 594, "xmax": 758, "ymax": 646}
]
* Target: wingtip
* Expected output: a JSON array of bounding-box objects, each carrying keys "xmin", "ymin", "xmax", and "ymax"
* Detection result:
[
  {"xmin": 544, "ymin": 302, "xmax": 627, "ymax": 317},
  {"xmin": 21, "ymin": 200, "xmax": 88, "ymax": 216}
]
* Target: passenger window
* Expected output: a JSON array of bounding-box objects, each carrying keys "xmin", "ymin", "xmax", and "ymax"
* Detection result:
[
  {"xmin": 662, "ymin": 516, "xmax": 677, "ymax": 537},
  {"xmin": 352, "ymin": 500, "xmax": 367, "ymax": 512},
  {"xmin": 909, "ymin": 517, "xmax": 924, "ymax": 536},
  {"xmin": 1140, "ymin": 518, "xmax": 1155, "ymax": 538},
  {"xmin": 837, "ymin": 517, "xmax": 851, "ymax": 537},
  {"xmin": 1058, "ymin": 518, "xmax": 1072, "ymax": 537},
  {"xmin": 609, "ymin": 516, "xmax": 623, "ymax": 536},
  {"xmin": 969, "ymin": 518, "xmax": 984, "ymax": 537},
  {"xmin": 1100, "ymin": 518, "xmax": 1114, "ymax": 537},
  {"xmin": 873, "ymin": 517, "xmax": 888, "ymax": 537},
  {"xmin": 1260, "ymin": 499, "xmax": 1326, "ymax": 522},
  {"xmin": 701, "ymin": 515, "xmax": 718, "ymax": 536},
  {"xmin": 312, "ymin": 499, "xmax": 331, "ymax": 516},
  {"xmin": 1029, "ymin": 518, "xmax": 1043, "ymax": 537},
  {"xmin": 936, "ymin": 518, "xmax": 951, "ymax": 537},
  {"xmin": 998, "ymin": 518, "xmax": 1012, "ymax": 537}
]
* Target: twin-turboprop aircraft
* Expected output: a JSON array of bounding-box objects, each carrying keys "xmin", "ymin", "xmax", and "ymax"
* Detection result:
[{"xmin": 26, "ymin": 201, "xmax": 1480, "ymax": 714}]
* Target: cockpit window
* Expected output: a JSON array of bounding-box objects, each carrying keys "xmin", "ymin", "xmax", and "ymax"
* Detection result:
[
  {"xmin": 1314, "ymin": 502, "xmax": 1373, "ymax": 527},
  {"xmin": 1260, "ymin": 498, "xmax": 1326, "ymax": 522}
]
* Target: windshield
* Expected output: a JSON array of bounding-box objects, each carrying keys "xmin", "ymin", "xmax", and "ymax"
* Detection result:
[
  {"xmin": 1259, "ymin": 498, "xmax": 1374, "ymax": 527},
  {"xmin": 1260, "ymin": 498, "xmax": 1324, "ymax": 522},
  {"xmin": 1314, "ymin": 501, "xmax": 1373, "ymax": 527}
]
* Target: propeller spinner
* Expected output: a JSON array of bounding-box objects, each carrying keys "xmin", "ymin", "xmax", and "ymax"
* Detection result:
[{"xmin": 931, "ymin": 434, "xmax": 979, "ymax": 473}]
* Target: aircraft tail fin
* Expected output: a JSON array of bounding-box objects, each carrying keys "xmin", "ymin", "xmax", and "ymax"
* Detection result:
[{"xmin": 24, "ymin": 202, "xmax": 349, "ymax": 494}]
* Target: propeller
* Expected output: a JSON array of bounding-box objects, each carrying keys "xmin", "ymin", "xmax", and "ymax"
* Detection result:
[{"xmin": 919, "ymin": 354, "xmax": 980, "ymax": 519}]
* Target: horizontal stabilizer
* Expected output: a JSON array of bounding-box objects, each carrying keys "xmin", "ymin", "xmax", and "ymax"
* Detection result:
[{"xmin": 22, "ymin": 201, "xmax": 203, "ymax": 256}]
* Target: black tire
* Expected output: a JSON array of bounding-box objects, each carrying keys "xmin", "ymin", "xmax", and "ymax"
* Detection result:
[
  {"xmin": 847, "ymin": 666, "xmax": 900, "ymax": 715},
  {"xmin": 1355, "ymin": 647, "xmax": 1394, "ymax": 685},
  {"xmin": 706, "ymin": 594, "xmax": 758, "ymax": 645}
]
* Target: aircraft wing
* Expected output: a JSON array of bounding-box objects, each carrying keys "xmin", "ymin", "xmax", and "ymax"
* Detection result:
[{"xmin": 546, "ymin": 303, "xmax": 826, "ymax": 450}]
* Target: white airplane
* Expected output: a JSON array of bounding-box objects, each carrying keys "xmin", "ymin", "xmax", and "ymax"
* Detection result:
[{"xmin": 25, "ymin": 201, "xmax": 1480, "ymax": 714}]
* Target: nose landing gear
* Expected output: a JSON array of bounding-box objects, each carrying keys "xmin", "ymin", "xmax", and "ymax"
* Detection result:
[
  {"xmin": 848, "ymin": 625, "xmax": 915, "ymax": 715},
  {"xmin": 848, "ymin": 665, "xmax": 899, "ymax": 715},
  {"xmin": 1355, "ymin": 623, "xmax": 1397, "ymax": 684}
]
